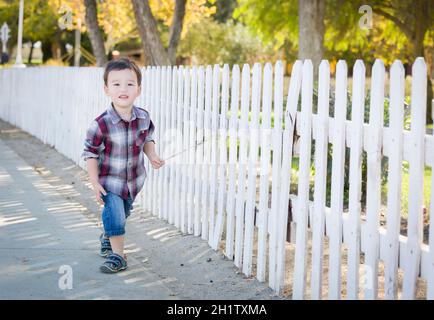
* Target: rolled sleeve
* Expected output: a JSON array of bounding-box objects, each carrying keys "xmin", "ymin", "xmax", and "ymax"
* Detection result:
[
  {"xmin": 145, "ymin": 119, "xmax": 155, "ymax": 144},
  {"xmin": 82, "ymin": 120, "xmax": 105, "ymax": 160}
]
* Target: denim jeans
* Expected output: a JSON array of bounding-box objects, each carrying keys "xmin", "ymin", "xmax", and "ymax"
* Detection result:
[{"xmin": 101, "ymin": 192, "xmax": 134, "ymax": 237}]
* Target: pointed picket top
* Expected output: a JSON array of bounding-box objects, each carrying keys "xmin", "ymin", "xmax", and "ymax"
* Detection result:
[
  {"xmin": 272, "ymin": 60, "xmax": 283, "ymax": 128},
  {"xmin": 240, "ymin": 64, "xmax": 251, "ymax": 130},
  {"xmin": 275, "ymin": 60, "xmax": 282, "ymax": 71},
  {"xmin": 223, "ymin": 63, "xmax": 230, "ymax": 75},
  {"xmin": 251, "ymin": 63, "xmax": 262, "ymax": 126},
  {"xmin": 410, "ymin": 57, "xmax": 427, "ymax": 130},
  {"xmin": 369, "ymin": 59, "xmax": 385, "ymax": 126},
  {"xmin": 242, "ymin": 63, "xmax": 250, "ymax": 77},
  {"xmin": 352, "ymin": 60, "xmax": 366, "ymax": 120},
  {"xmin": 301, "ymin": 59, "xmax": 313, "ymax": 113},
  {"xmin": 334, "ymin": 60, "xmax": 348, "ymax": 117},
  {"xmin": 318, "ymin": 60, "xmax": 330, "ymax": 117},
  {"xmin": 232, "ymin": 63, "xmax": 240, "ymax": 74},
  {"xmin": 213, "ymin": 64, "xmax": 220, "ymax": 75},
  {"xmin": 302, "ymin": 59, "xmax": 313, "ymax": 78},
  {"xmin": 230, "ymin": 64, "xmax": 240, "ymax": 113},
  {"xmin": 264, "ymin": 62, "xmax": 272, "ymax": 75},
  {"xmin": 285, "ymin": 60, "xmax": 303, "ymax": 124},
  {"xmin": 206, "ymin": 65, "xmax": 212, "ymax": 77},
  {"xmin": 389, "ymin": 60, "xmax": 405, "ymax": 114}
]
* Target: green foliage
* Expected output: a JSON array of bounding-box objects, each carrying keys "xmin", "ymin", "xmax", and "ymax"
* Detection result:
[
  {"xmin": 0, "ymin": 0, "xmax": 58, "ymax": 50},
  {"xmin": 178, "ymin": 17, "xmax": 277, "ymax": 65},
  {"xmin": 233, "ymin": 0, "xmax": 298, "ymax": 50}
]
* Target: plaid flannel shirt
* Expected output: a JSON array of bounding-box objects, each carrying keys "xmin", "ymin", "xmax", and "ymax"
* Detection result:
[{"xmin": 81, "ymin": 103, "xmax": 155, "ymax": 201}]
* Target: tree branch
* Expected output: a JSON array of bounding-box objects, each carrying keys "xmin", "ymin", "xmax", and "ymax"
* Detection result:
[
  {"xmin": 168, "ymin": 0, "xmax": 186, "ymax": 65},
  {"xmin": 374, "ymin": 8, "xmax": 413, "ymax": 39}
]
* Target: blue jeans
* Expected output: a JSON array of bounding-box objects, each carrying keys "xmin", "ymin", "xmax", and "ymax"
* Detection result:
[{"xmin": 101, "ymin": 192, "xmax": 134, "ymax": 237}]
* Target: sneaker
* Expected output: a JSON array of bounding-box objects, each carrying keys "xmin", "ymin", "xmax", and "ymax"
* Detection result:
[
  {"xmin": 100, "ymin": 253, "xmax": 128, "ymax": 273},
  {"xmin": 99, "ymin": 233, "xmax": 112, "ymax": 257}
]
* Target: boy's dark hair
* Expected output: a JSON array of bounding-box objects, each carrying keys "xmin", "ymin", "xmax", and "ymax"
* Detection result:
[{"xmin": 103, "ymin": 58, "xmax": 142, "ymax": 86}]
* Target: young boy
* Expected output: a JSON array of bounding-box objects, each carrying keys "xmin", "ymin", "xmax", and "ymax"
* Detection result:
[{"xmin": 82, "ymin": 58, "xmax": 165, "ymax": 273}]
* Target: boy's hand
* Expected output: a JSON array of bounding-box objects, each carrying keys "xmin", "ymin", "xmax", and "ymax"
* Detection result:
[
  {"xmin": 149, "ymin": 154, "xmax": 165, "ymax": 169},
  {"xmin": 92, "ymin": 181, "xmax": 107, "ymax": 205}
]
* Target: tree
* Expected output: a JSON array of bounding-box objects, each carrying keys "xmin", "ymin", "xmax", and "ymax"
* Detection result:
[
  {"xmin": 206, "ymin": 0, "xmax": 237, "ymax": 23},
  {"xmin": 298, "ymin": 0, "xmax": 325, "ymax": 74},
  {"xmin": 131, "ymin": 0, "xmax": 186, "ymax": 65},
  {"xmin": 84, "ymin": 0, "xmax": 107, "ymax": 66},
  {"xmin": 0, "ymin": 0, "xmax": 60, "ymax": 62},
  {"xmin": 366, "ymin": 0, "xmax": 434, "ymax": 123},
  {"xmin": 167, "ymin": 0, "xmax": 186, "ymax": 64}
]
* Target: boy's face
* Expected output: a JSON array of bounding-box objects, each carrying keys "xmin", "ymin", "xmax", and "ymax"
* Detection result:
[{"xmin": 104, "ymin": 69, "xmax": 141, "ymax": 110}]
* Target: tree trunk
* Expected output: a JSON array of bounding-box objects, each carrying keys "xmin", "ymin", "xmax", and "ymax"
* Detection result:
[
  {"xmin": 168, "ymin": 0, "xmax": 186, "ymax": 65},
  {"xmin": 298, "ymin": 0, "xmax": 325, "ymax": 78},
  {"xmin": 84, "ymin": 0, "xmax": 108, "ymax": 67},
  {"xmin": 131, "ymin": 0, "xmax": 170, "ymax": 66},
  {"xmin": 27, "ymin": 41, "xmax": 34, "ymax": 64},
  {"xmin": 410, "ymin": 0, "xmax": 433, "ymax": 124}
]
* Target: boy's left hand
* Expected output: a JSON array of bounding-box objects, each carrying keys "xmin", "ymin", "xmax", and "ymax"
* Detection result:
[{"xmin": 149, "ymin": 154, "xmax": 165, "ymax": 169}]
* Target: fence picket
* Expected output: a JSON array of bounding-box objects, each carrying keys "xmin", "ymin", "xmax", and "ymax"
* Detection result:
[
  {"xmin": 272, "ymin": 61, "xmax": 302, "ymax": 291},
  {"xmin": 234, "ymin": 64, "xmax": 251, "ymax": 268},
  {"xmin": 384, "ymin": 61, "xmax": 405, "ymax": 300},
  {"xmin": 158, "ymin": 66, "xmax": 166, "ymax": 219},
  {"xmin": 212, "ymin": 64, "xmax": 230, "ymax": 249},
  {"xmin": 364, "ymin": 59, "xmax": 385, "ymax": 300},
  {"xmin": 402, "ymin": 58, "xmax": 427, "ymax": 299},
  {"xmin": 311, "ymin": 60, "xmax": 331, "ymax": 299},
  {"xmin": 346, "ymin": 60, "xmax": 366, "ymax": 300},
  {"xmin": 187, "ymin": 67, "xmax": 198, "ymax": 234},
  {"xmin": 208, "ymin": 65, "xmax": 220, "ymax": 245},
  {"xmin": 293, "ymin": 60, "xmax": 314, "ymax": 299},
  {"xmin": 194, "ymin": 67, "xmax": 205, "ymax": 236},
  {"xmin": 328, "ymin": 60, "xmax": 348, "ymax": 300},
  {"xmin": 152, "ymin": 66, "xmax": 161, "ymax": 216},
  {"xmin": 225, "ymin": 65, "xmax": 240, "ymax": 259},
  {"xmin": 180, "ymin": 67, "xmax": 190, "ymax": 233},
  {"xmin": 201, "ymin": 66, "xmax": 213, "ymax": 240},
  {"xmin": 174, "ymin": 66, "xmax": 184, "ymax": 228},
  {"xmin": 257, "ymin": 62, "xmax": 274, "ymax": 282},
  {"xmin": 168, "ymin": 67, "xmax": 178, "ymax": 225},
  {"xmin": 243, "ymin": 63, "xmax": 262, "ymax": 276}
]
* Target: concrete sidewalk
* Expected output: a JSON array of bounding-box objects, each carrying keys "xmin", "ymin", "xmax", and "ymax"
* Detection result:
[{"xmin": 0, "ymin": 121, "xmax": 278, "ymax": 300}]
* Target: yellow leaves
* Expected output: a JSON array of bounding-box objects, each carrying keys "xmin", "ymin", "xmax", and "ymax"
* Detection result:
[
  {"xmin": 45, "ymin": 0, "xmax": 217, "ymax": 50},
  {"xmin": 149, "ymin": 0, "xmax": 216, "ymax": 35},
  {"xmin": 97, "ymin": 0, "xmax": 136, "ymax": 42}
]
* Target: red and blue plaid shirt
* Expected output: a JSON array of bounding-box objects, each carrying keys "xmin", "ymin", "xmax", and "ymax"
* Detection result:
[{"xmin": 82, "ymin": 103, "xmax": 155, "ymax": 201}]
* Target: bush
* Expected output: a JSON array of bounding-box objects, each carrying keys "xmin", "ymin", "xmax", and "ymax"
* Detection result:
[{"xmin": 178, "ymin": 17, "xmax": 278, "ymax": 66}]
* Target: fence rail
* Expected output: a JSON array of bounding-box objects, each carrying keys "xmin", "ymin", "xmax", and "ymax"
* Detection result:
[{"xmin": 0, "ymin": 58, "xmax": 432, "ymax": 300}]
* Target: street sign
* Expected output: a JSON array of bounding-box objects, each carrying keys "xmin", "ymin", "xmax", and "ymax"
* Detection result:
[{"xmin": 1, "ymin": 22, "xmax": 10, "ymax": 44}]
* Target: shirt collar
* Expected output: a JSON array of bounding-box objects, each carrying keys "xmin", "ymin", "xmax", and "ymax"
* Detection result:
[{"xmin": 108, "ymin": 103, "xmax": 145, "ymax": 124}]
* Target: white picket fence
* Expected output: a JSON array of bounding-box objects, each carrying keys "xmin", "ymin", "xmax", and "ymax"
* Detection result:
[{"xmin": 0, "ymin": 58, "xmax": 433, "ymax": 300}]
